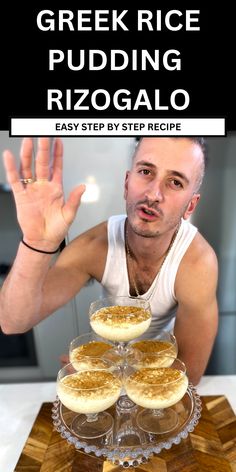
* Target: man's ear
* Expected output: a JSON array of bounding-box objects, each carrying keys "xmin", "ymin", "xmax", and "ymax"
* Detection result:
[
  {"xmin": 183, "ymin": 194, "xmax": 201, "ymax": 219},
  {"xmin": 124, "ymin": 171, "xmax": 130, "ymax": 200}
]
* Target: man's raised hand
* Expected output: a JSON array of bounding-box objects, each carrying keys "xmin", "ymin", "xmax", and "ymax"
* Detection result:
[{"xmin": 3, "ymin": 137, "xmax": 85, "ymax": 251}]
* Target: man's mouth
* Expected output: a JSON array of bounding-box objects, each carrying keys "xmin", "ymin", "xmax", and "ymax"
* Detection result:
[
  {"xmin": 137, "ymin": 205, "xmax": 161, "ymax": 220},
  {"xmin": 142, "ymin": 208, "xmax": 155, "ymax": 216}
]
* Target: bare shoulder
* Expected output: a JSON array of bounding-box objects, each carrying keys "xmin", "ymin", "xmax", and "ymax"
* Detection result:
[
  {"xmin": 175, "ymin": 230, "xmax": 218, "ymax": 299},
  {"xmin": 55, "ymin": 221, "xmax": 108, "ymax": 281},
  {"xmin": 184, "ymin": 231, "xmax": 217, "ymax": 268}
]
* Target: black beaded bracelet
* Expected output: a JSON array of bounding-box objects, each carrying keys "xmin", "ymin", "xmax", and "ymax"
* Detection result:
[{"xmin": 21, "ymin": 238, "xmax": 60, "ymax": 254}]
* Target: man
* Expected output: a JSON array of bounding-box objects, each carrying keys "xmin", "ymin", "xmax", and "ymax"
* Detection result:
[{"xmin": 0, "ymin": 137, "xmax": 218, "ymax": 385}]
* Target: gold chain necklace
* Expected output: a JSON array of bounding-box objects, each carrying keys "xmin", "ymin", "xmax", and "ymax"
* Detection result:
[{"xmin": 125, "ymin": 222, "xmax": 180, "ymax": 298}]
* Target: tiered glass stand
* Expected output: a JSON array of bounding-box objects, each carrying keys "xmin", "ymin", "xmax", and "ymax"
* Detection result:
[{"xmin": 52, "ymin": 384, "xmax": 201, "ymax": 468}]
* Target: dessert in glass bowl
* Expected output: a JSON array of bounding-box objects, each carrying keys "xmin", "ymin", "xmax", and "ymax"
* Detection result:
[
  {"xmin": 57, "ymin": 358, "xmax": 122, "ymax": 438},
  {"xmin": 131, "ymin": 331, "xmax": 178, "ymax": 367},
  {"xmin": 124, "ymin": 355, "xmax": 188, "ymax": 434},
  {"xmin": 89, "ymin": 296, "xmax": 152, "ymax": 354},
  {"xmin": 69, "ymin": 332, "xmax": 121, "ymax": 369}
]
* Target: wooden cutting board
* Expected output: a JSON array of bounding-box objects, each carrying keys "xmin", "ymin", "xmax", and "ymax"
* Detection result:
[{"xmin": 14, "ymin": 396, "xmax": 236, "ymax": 471}]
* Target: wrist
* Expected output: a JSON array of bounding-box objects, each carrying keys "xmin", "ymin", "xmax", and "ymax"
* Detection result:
[{"xmin": 21, "ymin": 238, "xmax": 62, "ymax": 254}]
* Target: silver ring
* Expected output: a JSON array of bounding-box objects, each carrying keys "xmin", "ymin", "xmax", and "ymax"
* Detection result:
[{"xmin": 20, "ymin": 178, "xmax": 35, "ymax": 184}]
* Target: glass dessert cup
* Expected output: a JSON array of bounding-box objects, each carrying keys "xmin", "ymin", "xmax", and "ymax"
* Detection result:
[
  {"xmin": 69, "ymin": 331, "xmax": 122, "ymax": 369},
  {"xmin": 56, "ymin": 359, "xmax": 122, "ymax": 439},
  {"xmin": 89, "ymin": 296, "xmax": 152, "ymax": 357},
  {"xmin": 124, "ymin": 356, "xmax": 188, "ymax": 434},
  {"xmin": 131, "ymin": 330, "xmax": 178, "ymax": 359}
]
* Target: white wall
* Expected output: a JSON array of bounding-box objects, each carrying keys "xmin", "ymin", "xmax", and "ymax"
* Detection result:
[{"xmin": 0, "ymin": 132, "xmax": 22, "ymax": 183}]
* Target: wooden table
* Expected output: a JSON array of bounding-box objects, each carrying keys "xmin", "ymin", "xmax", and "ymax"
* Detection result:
[{"xmin": 1, "ymin": 376, "xmax": 236, "ymax": 471}]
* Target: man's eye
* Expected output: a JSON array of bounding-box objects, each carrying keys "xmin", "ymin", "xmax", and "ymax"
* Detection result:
[
  {"xmin": 139, "ymin": 169, "xmax": 151, "ymax": 175},
  {"xmin": 171, "ymin": 179, "xmax": 183, "ymax": 188}
]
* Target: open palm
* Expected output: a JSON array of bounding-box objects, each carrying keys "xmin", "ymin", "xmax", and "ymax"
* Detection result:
[{"xmin": 3, "ymin": 138, "xmax": 85, "ymax": 249}]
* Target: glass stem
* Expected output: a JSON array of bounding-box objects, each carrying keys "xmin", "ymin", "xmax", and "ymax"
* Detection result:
[
  {"xmin": 152, "ymin": 409, "xmax": 164, "ymax": 418},
  {"xmin": 86, "ymin": 413, "xmax": 98, "ymax": 422},
  {"xmin": 116, "ymin": 394, "xmax": 137, "ymax": 413},
  {"xmin": 115, "ymin": 342, "xmax": 128, "ymax": 355}
]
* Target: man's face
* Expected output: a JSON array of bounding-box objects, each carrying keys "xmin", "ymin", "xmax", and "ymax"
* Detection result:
[{"xmin": 124, "ymin": 138, "xmax": 203, "ymax": 238}]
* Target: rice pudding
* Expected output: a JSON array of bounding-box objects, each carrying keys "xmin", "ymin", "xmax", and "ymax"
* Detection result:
[
  {"xmin": 69, "ymin": 340, "xmax": 121, "ymax": 370},
  {"xmin": 90, "ymin": 305, "xmax": 151, "ymax": 342},
  {"xmin": 57, "ymin": 370, "xmax": 122, "ymax": 414},
  {"xmin": 132, "ymin": 340, "xmax": 177, "ymax": 367},
  {"xmin": 125, "ymin": 367, "xmax": 188, "ymax": 409}
]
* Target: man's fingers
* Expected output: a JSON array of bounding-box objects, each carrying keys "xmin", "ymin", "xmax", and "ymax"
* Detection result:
[
  {"xmin": 52, "ymin": 138, "xmax": 63, "ymax": 184},
  {"xmin": 35, "ymin": 138, "xmax": 51, "ymax": 180},
  {"xmin": 62, "ymin": 184, "xmax": 86, "ymax": 225},
  {"xmin": 3, "ymin": 150, "xmax": 24, "ymax": 193},
  {"xmin": 19, "ymin": 138, "xmax": 34, "ymax": 179}
]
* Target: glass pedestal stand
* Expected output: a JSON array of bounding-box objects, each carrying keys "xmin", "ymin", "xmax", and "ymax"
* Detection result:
[{"xmin": 52, "ymin": 384, "xmax": 202, "ymax": 468}]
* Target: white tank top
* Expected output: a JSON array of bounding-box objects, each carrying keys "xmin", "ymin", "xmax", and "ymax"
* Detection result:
[{"xmin": 101, "ymin": 215, "xmax": 197, "ymax": 336}]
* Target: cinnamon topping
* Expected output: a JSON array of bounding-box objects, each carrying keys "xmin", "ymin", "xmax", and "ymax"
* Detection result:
[
  {"xmin": 132, "ymin": 340, "xmax": 176, "ymax": 354},
  {"xmin": 129, "ymin": 368, "xmax": 182, "ymax": 385},
  {"xmin": 72, "ymin": 341, "xmax": 112, "ymax": 358},
  {"xmin": 60, "ymin": 371, "xmax": 121, "ymax": 398},
  {"xmin": 91, "ymin": 306, "xmax": 151, "ymax": 326}
]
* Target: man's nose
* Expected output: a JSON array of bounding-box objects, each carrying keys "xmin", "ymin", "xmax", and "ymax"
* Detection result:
[{"xmin": 145, "ymin": 180, "xmax": 164, "ymax": 202}]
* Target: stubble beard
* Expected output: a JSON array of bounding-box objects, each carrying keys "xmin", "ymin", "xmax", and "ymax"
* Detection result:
[{"xmin": 126, "ymin": 200, "xmax": 189, "ymax": 239}]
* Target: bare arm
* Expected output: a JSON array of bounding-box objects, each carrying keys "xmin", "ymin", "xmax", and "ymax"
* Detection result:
[
  {"xmin": 174, "ymin": 236, "xmax": 218, "ymax": 386},
  {"xmin": 0, "ymin": 138, "xmax": 86, "ymax": 333}
]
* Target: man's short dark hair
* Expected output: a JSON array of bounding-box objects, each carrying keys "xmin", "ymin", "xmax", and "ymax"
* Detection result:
[
  {"xmin": 135, "ymin": 136, "xmax": 207, "ymax": 166},
  {"xmin": 189, "ymin": 138, "xmax": 208, "ymax": 167}
]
